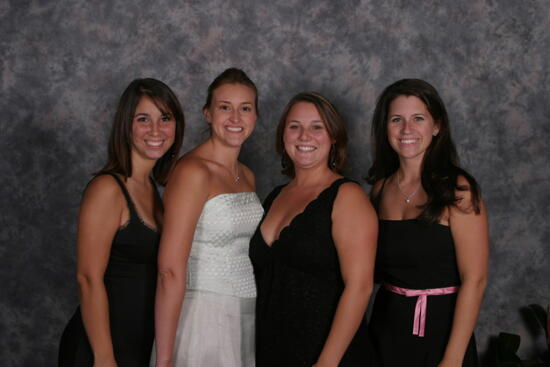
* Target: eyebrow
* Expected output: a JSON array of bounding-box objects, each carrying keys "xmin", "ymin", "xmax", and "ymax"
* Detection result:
[
  {"xmin": 134, "ymin": 112, "xmax": 172, "ymax": 117},
  {"xmin": 217, "ymin": 100, "xmax": 253, "ymax": 104},
  {"xmin": 389, "ymin": 113, "xmax": 425, "ymax": 116},
  {"xmin": 288, "ymin": 119, "xmax": 324, "ymax": 123}
]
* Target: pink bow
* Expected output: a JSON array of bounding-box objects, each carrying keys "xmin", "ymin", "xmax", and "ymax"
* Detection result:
[{"xmin": 384, "ymin": 284, "xmax": 459, "ymax": 337}]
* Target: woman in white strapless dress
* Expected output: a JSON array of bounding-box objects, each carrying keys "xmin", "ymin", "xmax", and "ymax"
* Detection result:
[{"xmin": 152, "ymin": 68, "xmax": 263, "ymax": 367}]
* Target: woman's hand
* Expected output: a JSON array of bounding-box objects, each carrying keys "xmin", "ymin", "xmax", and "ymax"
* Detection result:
[
  {"xmin": 437, "ymin": 358, "xmax": 463, "ymax": 367},
  {"xmin": 93, "ymin": 356, "xmax": 118, "ymax": 367}
]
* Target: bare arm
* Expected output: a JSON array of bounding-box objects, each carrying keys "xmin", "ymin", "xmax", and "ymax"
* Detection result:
[
  {"xmin": 154, "ymin": 160, "xmax": 210, "ymax": 367},
  {"xmin": 439, "ymin": 178, "xmax": 489, "ymax": 367},
  {"xmin": 76, "ymin": 176, "xmax": 124, "ymax": 367},
  {"xmin": 314, "ymin": 183, "xmax": 378, "ymax": 367}
]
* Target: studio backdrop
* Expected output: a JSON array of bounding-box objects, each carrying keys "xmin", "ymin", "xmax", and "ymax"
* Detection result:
[{"xmin": 1, "ymin": 0, "xmax": 549, "ymax": 365}]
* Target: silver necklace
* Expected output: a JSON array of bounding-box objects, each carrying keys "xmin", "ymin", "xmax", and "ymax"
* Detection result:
[
  {"xmin": 396, "ymin": 171, "xmax": 420, "ymax": 204},
  {"xmin": 233, "ymin": 165, "xmax": 240, "ymax": 183}
]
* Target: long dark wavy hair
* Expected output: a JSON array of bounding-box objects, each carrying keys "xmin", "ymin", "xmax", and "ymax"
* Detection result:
[
  {"xmin": 99, "ymin": 78, "xmax": 185, "ymax": 185},
  {"xmin": 276, "ymin": 92, "xmax": 348, "ymax": 177},
  {"xmin": 366, "ymin": 79, "xmax": 480, "ymax": 223}
]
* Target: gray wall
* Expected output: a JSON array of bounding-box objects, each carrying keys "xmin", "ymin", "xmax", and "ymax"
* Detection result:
[{"xmin": 1, "ymin": 0, "xmax": 549, "ymax": 365}]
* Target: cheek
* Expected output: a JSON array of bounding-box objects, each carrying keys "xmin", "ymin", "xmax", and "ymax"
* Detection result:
[
  {"xmin": 132, "ymin": 124, "xmax": 146, "ymax": 137},
  {"xmin": 282, "ymin": 131, "xmax": 297, "ymax": 152},
  {"xmin": 246, "ymin": 115, "xmax": 257, "ymax": 130},
  {"xmin": 163, "ymin": 126, "xmax": 177, "ymax": 144}
]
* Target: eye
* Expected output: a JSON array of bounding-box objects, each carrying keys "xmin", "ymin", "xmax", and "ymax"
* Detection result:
[
  {"xmin": 390, "ymin": 117, "xmax": 401, "ymax": 123},
  {"xmin": 218, "ymin": 104, "xmax": 231, "ymax": 111},
  {"xmin": 312, "ymin": 124, "xmax": 325, "ymax": 130},
  {"xmin": 136, "ymin": 116, "xmax": 149, "ymax": 123},
  {"xmin": 414, "ymin": 116, "xmax": 425, "ymax": 121},
  {"xmin": 241, "ymin": 105, "xmax": 253, "ymax": 112},
  {"xmin": 161, "ymin": 114, "xmax": 173, "ymax": 123},
  {"xmin": 287, "ymin": 123, "xmax": 300, "ymax": 130}
]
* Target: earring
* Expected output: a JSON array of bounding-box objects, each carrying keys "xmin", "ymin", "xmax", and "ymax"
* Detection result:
[{"xmin": 329, "ymin": 144, "xmax": 336, "ymax": 168}]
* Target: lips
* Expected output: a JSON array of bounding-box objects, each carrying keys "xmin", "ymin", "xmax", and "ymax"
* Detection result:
[
  {"xmin": 399, "ymin": 138, "xmax": 419, "ymax": 145},
  {"xmin": 145, "ymin": 139, "xmax": 165, "ymax": 148},
  {"xmin": 226, "ymin": 126, "xmax": 244, "ymax": 133}
]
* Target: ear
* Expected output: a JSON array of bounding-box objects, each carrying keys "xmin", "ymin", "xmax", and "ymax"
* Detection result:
[
  {"xmin": 433, "ymin": 121, "xmax": 440, "ymax": 136},
  {"xmin": 203, "ymin": 107, "xmax": 212, "ymax": 123}
]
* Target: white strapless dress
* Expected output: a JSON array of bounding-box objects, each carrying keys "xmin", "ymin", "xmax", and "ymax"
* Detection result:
[{"xmin": 152, "ymin": 192, "xmax": 263, "ymax": 367}]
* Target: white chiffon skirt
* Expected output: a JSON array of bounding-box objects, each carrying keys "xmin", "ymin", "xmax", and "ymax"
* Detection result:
[{"xmin": 151, "ymin": 290, "xmax": 255, "ymax": 367}]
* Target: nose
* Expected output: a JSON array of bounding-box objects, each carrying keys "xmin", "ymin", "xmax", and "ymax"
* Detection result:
[
  {"xmin": 150, "ymin": 121, "xmax": 160, "ymax": 136},
  {"xmin": 298, "ymin": 127, "xmax": 310, "ymax": 141},
  {"xmin": 401, "ymin": 118, "xmax": 412, "ymax": 134},
  {"xmin": 230, "ymin": 109, "xmax": 240, "ymax": 122}
]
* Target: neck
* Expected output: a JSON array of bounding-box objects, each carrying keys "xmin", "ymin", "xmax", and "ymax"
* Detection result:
[
  {"xmin": 130, "ymin": 153, "xmax": 156, "ymax": 184},
  {"xmin": 397, "ymin": 158, "xmax": 422, "ymax": 183},
  {"xmin": 292, "ymin": 165, "xmax": 338, "ymax": 188},
  {"xmin": 205, "ymin": 138, "xmax": 241, "ymax": 171}
]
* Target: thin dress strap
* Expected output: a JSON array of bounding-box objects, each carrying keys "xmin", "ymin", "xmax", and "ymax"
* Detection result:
[{"xmin": 99, "ymin": 172, "xmax": 139, "ymax": 220}]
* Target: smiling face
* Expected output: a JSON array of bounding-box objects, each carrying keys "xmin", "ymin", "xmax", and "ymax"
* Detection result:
[
  {"xmin": 203, "ymin": 83, "xmax": 257, "ymax": 148},
  {"xmin": 283, "ymin": 101, "xmax": 334, "ymax": 172},
  {"xmin": 387, "ymin": 95, "xmax": 440, "ymax": 163},
  {"xmin": 131, "ymin": 96, "xmax": 176, "ymax": 163}
]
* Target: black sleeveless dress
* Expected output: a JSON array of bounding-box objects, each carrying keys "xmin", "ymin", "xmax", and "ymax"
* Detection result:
[
  {"xmin": 368, "ymin": 183, "xmax": 478, "ymax": 366},
  {"xmin": 249, "ymin": 178, "xmax": 373, "ymax": 367},
  {"xmin": 58, "ymin": 173, "xmax": 161, "ymax": 367}
]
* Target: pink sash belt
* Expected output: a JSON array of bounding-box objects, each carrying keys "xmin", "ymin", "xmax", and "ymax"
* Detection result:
[{"xmin": 384, "ymin": 283, "xmax": 459, "ymax": 337}]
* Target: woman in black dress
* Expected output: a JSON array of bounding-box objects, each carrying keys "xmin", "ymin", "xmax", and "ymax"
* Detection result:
[
  {"xmin": 58, "ymin": 78, "xmax": 184, "ymax": 367},
  {"xmin": 250, "ymin": 92, "xmax": 378, "ymax": 366},
  {"xmin": 366, "ymin": 79, "xmax": 488, "ymax": 367}
]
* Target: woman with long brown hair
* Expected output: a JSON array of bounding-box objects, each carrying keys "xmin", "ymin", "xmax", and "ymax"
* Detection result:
[
  {"xmin": 367, "ymin": 79, "xmax": 488, "ymax": 367},
  {"xmin": 59, "ymin": 78, "xmax": 184, "ymax": 367}
]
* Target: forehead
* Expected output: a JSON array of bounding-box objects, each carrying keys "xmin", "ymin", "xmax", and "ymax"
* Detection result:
[
  {"xmin": 212, "ymin": 83, "xmax": 256, "ymax": 102},
  {"xmin": 287, "ymin": 101, "xmax": 322, "ymax": 121},
  {"xmin": 389, "ymin": 95, "xmax": 429, "ymax": 114},
  {"xmin": 135, "ymin": 96, "xmax": 170, "ymax": 114}
]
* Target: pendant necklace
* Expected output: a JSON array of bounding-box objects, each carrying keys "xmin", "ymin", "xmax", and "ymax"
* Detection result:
[
  {"xmin": 233, "ymin": 165, "xmax": 240, "ymax": 183},
  {"xmin": 396, "ymin": 171, "xmax": 420, "ymax": 204}
]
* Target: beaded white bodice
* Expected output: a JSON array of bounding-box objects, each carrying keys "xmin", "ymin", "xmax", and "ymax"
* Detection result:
[{"xmin": 186, "ymin": 192, "xmax": 263, "ymax": 298}]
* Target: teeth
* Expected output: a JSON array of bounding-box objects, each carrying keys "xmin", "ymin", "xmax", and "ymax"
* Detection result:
[
  {"xmin": 227, "ymin": 126, "xmax": 243, "ymax": 132},
  {"xmin": 296, "ymin": 146, "xmax": 315, "ymax": 151},
  {"xmin": 400, "ymin": 139, "xmax": 417, "ymax": 144},
  {"xmin": 146, "ymin": 140, "xmax": 163, "ymax": 147}
]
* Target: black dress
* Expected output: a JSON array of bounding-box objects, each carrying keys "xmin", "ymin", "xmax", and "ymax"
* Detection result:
[
  {"xmin": 249, "ymin": 178, "xmax": 373, "ymax": 367},
  {"xmin": 58, "ymin": 173, "xmax": 161, "ymax": 367},
  {"xmin": 368, "ymin": 218, "xmax": 479, "ymax": 366}
]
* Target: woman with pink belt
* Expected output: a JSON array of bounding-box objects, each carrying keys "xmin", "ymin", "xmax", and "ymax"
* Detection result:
[{"xmin": 366, "ymin": 79, "xmax": 488, "ymax": 367}]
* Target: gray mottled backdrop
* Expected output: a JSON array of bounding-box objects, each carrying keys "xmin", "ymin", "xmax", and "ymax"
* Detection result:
[{"xmin": 1, "ymin": 0, "xmax": 549, "ymax": 365}]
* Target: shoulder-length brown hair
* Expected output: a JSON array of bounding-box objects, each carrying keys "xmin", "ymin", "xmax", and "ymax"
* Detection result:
[
  {"xmin": 276, "ymin": 92, "xmax": 347, "ymax": 177},
  {"xmin": 99, "ymin": 78, "xmax": 185, "ymax": 185}
]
